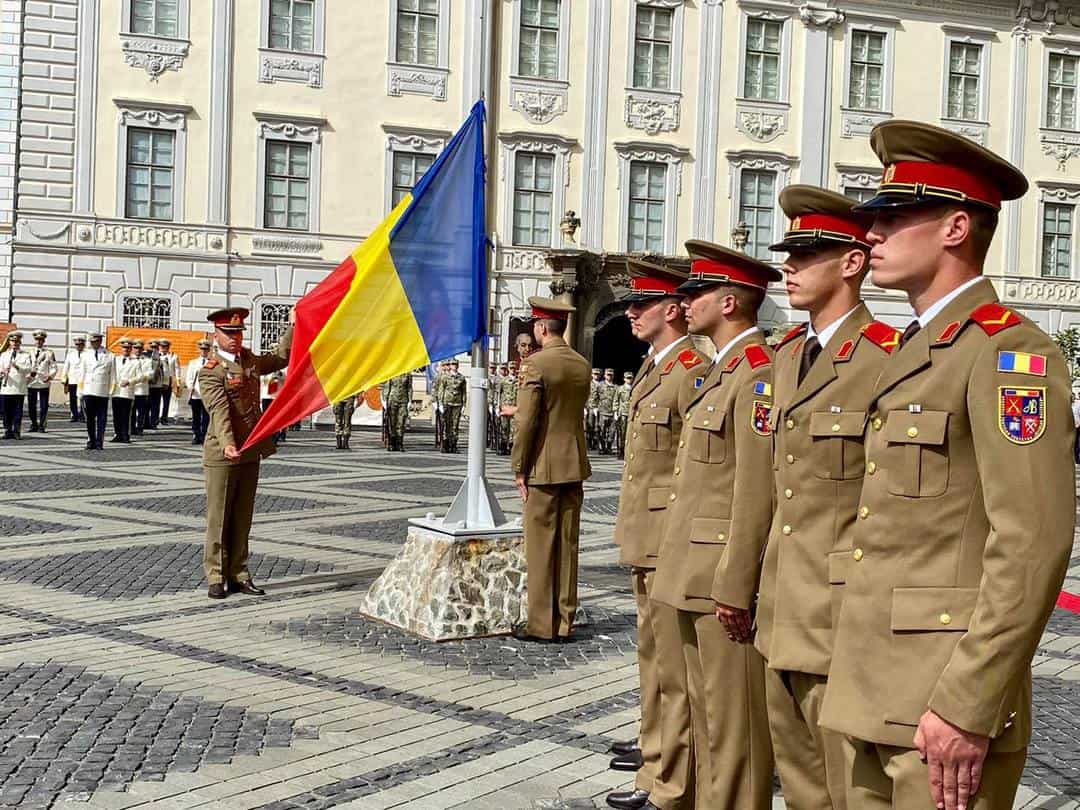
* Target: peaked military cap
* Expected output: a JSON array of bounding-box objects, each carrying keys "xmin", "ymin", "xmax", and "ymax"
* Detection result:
[
  {"xmin": 208, "ymin": 307, "xmax": 250, "ymax": 332},
  {"xmin": 678, "ymin": 240, "xmax": 782, "ymax": 294},
  {"xmin": 856, "ymin": 120, "xmax": 1028, "ymax": 212},
  {"xmin": 32, "ymin": 330, "xmax": 47, "ymax": 339},
  {"xmin": 118, "ymin": 338, "xmax": 132, "ymax": 347},
  {"xmin": 527, "ymin": 296, "xmax": 575, "ymax": 321},
  {"xmin": 622, "ymin": 257, "xmax": 689, "ymax": 303},
  {"xmin": 159, "ymin": 338, "xmax": 171, "ymax": 347},
  {"xmin": 771, "ymin": 185, "xmax": 873, "ymax": 253},
  {"xmin": 197, "ymin": 338, "xmax": 212, "ymax": 349},
  {"xmin": 132, "ymin": 339, "xmax": 144, "ymax": 349},
  {"xmin": 88, "ymin": 332, "xmax": 104, "ymax": 340},
  {"xmin": 7, "ymin": 330, "xmax": 22, "ymax": 339},
  {"xmin": 73, "ymin": 336, "xmax": 86, "ymax": 343}
]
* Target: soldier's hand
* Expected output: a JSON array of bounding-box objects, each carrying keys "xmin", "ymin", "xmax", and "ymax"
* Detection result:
[
  {"xmin": 714, "ymin": 603, "xmax": 752, "ymax": 643},
  {"xmin": 223, "ymin": 444, "xmax": 241, "ymax": 460},
  {"xmin": 515, "ymin": 473, "xmax": 528, "ymax": 503},
  {"xmin": 915, "ymin": 710, "xmax": 989, "ymax": 810},
  {"xmin": 288, "ymin": 307, "xmax": 296, "ymax": 324},
  {"xmin": 500, "ymin": 405, "xmax": 517, "ymax": 417}
]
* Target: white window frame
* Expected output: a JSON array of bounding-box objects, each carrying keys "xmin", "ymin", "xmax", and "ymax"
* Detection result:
[
  {"xmin": 254, "ymin": 112, "xmax": 327, "ymax": 233},
  {"xmin": 115, "ymin": 289, "xmax": 180, "ymax": 329},
  {"xmin": 258, "ymin": 0, "xmax": 326, "ymax": 87},
  {"xmin": 511, "ymin": 0, "xmax": 570, "ymax": 82},
  {"xmin": 382, "ymin": 124, "xmax": 449, "ymax": 214},
  {"xmin": 253, "ymin": 297, "xmax": 298, "ymax": 353},
  {"xmin": 940, "ymin": 26, "xmax": 994, "ymax": 125},
  {"xmin": 615, "ymin": 140, "xmax": 689, "ymax": 256},
  {"xmin": 1042, "ymin": 37, "xmax": 1080, "ymax": 133},
  {"xmin": 119, "ymin": 0, "xmax": 191, "ymax": 79},
  {"xmin": 122, "ymin": 0, "xmax": 187, "ymax": 38},
  {"xmin": 841, "ymin": 16, "xmax": 897, "ymax": 115},
  {"xmin": 1036, "ymin": 182, "xmax": 1080, "ymax": 280},
  {"xmin": 737, "ymin": 3, "xmax": 792, "ymax": 105},
  {"xmin": 623, "ymin": 1, "xmax": 685, "ymax": 135},
  {"xmin": 114, "ymin": 99, "xmax": 190, "ymax": 221},
  {"xmin": 387, "ymin": 0, "xmax": 451, "ymax": 100},
  {"xmin": 726, "ymin": 149, "xmax": 798, "ymax": 258},
  {"xmin": 508, "ymin": 0, "xmax": 571, "ymax": 124},
  {"xmin": 498, "ymin": 132, "xmax": 577, "ymax": 249},
  {"xmin": 511, "ymin": 152, "xmax": 558, "ymax": 248}
]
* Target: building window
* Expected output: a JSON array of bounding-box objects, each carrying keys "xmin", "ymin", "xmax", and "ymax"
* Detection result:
[
  {"xmin": 512, "ymin": 153, "xmax": 554, "ymax": 247},
  {"xmin": 744, "ymin": 18, "xmax": 782, "ymax": 101},
  {"xmin": 946, "ymin": 42, "xmax": 982, "ymax": 121},
  {"xmin": 268, "ymin": 0, "xmax": 315, "ymax": 52},
  {"xmin": 121, "ymin": 296, "xmax": 172, "ymax": 329},
  {"xmin": 391, "ymin": 151, "xmax": 434, "ymax": 208},
  {"xmin": 130, "ymin": 0, "xmax": 179, "ymax": 37},
  {"xmin": 1048, "ymin": 52, "xmax": 1078, "ymax": 130},
  {"xmin": 264, "ymin": 141, "xmax": 311, "ymax": 231},
  {"xmin": 125, "ymin": 128, "xmax": 174, "ymax": 221},
  {"xmin": 848, "ymin": 30, "xmax": 885, "ymax": 111},
  {"xmin": 844, "ymin": 186, "xmax": 876, "ymax": 204},
  {"xmin": 1042, "ymin": 203, "xmax": 1073, "ymax": 278},
  {"xmin": 518, "ymin": 0, "xmax": 560, "ymax": 79},
  {"xmin": 396, "ymin": 0, "xmax": 439, "ymax": 66},
  {"xmin": 627, "ymin": 161, "xmax": 667, "ymax": 253},
  {"xmin": 632, "ymin": 5, "xmax": 673, "ymax": 90},
  {"xmin": 259, "ymin": 303, "xmax": 293, "ymax": 352},
  {"xmin": 738, "ymin": 169, "xmax": 776, "ymax": 260}
]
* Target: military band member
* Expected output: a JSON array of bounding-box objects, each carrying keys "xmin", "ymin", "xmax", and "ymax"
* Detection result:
[
  {"xmin": 441, "ymin": 359, "xmax": 467, "ymax": 453},
  {"xmin": 606, "ymin": 260, "xmax": 708, "ymax": 810},
  {"xmin": 651, "ymin": 241, "xmax": 779, "ymax": 808},
  {"xmin": 755, "ymin": 186, "xmax": 900, "ymax": 810},
  {"xmin": 815, "ymin": 122, "xmax": 1077, "ymax": 810},
  {"xmin": 613, "ymin": 371, "xmax": 634, "ymax": 459},
  {"xmin": 0, "ymin": 331, "xmax": 31, "ymax": 439},
  {"xmin": 186, "ymin": 339, "xmax": 213, "ymax": 445},
  {"xmin": 62, "ymin": 336, "xmax": 87, "ymax": 422},
  {"xmin": 159, "ymin": 339, "xmax": 180, "ymax": 425},
  {"xmin": 333, "ymin": 394, "xmax": 359, "ymax": 450},
  {"xmin": 111, "ymin": 338, "xmax": 137, "ymax": 444},
  {"xmin": 146, "ymin": 340, "xmax": 166, "ymax": 429},
  {"xmin": 199, "ymin": 307, "xmax": 293, "ymax": 599},
  {"xmin": 27, "ymin": 330, "xmax": 57, "ymax": 432},
  {"xmin": 383, "ymin": 372, "xmax": 412, "ymax": 451},
  {"xmin": 79, "ymin": 332, "xmax": 114, "ymax": 451},
  {"xmin": 130, "ymin": 340, "xmax": 152, "ymax": 436},
  {"xmin": 512, "ymin": 297, "xmax": 592, "ymax": 642}
]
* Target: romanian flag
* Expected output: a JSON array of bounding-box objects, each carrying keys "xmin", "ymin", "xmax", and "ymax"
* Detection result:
[
  {"xmin": 242, "ymin": 101, "xmax": 488, "ymax": 451},
  {"xmin": 997, "ymin": 350, "xmax": 1047, "ymax": 376}
]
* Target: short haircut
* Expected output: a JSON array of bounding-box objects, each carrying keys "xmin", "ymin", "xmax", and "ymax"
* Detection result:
[
  {"xmin": 714, "ymin": 283, "xmax": 765, "ymax": 318},
  {"xmin": 539, "ymin": 318, "xmax": 567, "ymax": 336}
]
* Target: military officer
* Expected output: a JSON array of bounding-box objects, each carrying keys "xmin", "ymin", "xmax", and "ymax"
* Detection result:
[
  {"xmin": 0, "ymin": 331, "xmax": 31, "ymax": 439},
  {"xmin": 606, "ymin": 260, "xmax": 709, "ymax": 810},
  {"xmin": 613, "ymin": 371, "xmax": 634, "ymax": 459},
  {"xmin": 597, "ymin": 368, "xmax": 618, "ymax": 453},
  {"xmin": 651, "ymin": 241, "xmax": 779, "ymax": 808},
  {"xmin": 130, "ymin": 340, "xmax": 152, "ymax": 436},
  {"xmin": 199, "ymin": 307, "xmax": 293, "ymax": 599},
  {"xmin": 441, "ymin": 358, "xmax": 467, "ymax": 453},
  {"xmin": 185, "ymin": 339, "xmax": 213, "ymax": 445},
  {"xmin": 146, "ymin": 340, "xmax": 166, "ymax": 429},
  {"xmin": 512, "ymin": 297, "xmax": 592, "ymax": 642},
  {"xmin": 586, "ymin": 368, "xmax": 603, "ymax": 450},
  {"xmin": 79, "ymin": 332, "xmax": 114, "ymax": 450},
  {"xmin": 755, "ymin": 186, "xmax": 901, "ymax": 810},
  {"xmin": 159, "ymin": 339, "xmax": 180, "ymax": 425},
  {"xmin": 26, "ymin": 330, "xmax": 57, "ymax": 432},
  {"xmin": 333, "ymin": 394, "xmax": 360, "ymax": 450},
  {"xmin": 111, "ymin": 338, "xmax": 137, "ymax": 444},
  {"xmin": 62, "ymin": 336, "xmax": 87, "ymax": 422},
  {"xmin": 383, "ymin": 372, "xmax": 412, "ymax": 451}
]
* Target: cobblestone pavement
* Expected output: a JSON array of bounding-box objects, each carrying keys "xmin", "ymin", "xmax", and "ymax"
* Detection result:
[{"xmin": 0, "ymin": 420, "xmax": 1076, "ymax": 809}]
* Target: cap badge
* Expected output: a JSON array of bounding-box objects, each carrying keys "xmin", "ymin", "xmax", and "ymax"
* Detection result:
[{"xmin": 883, "ymin": 164, "xmax": 896, "ymax": 183}]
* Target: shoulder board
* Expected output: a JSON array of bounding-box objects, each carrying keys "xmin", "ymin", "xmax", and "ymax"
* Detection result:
[
  {"xmin": 861, "ymin": 321, "xmax": 902, "ymax": 354},
  {"xmin": 970, "ymin": 302, "xmax": 1021, "ymax": 336},
  {"xmin": 661, "ymin": 358, "xmax": 677, "ymax": 374},
  {"xmin": 744, "ymin": 344, "xmax": 772, "ymax": 369},
  {"xmin": 678, "ymin": 349, "xmax": 703, "ymax": 370},
  {"xmin": 203, "ymin": 359, "xmax": 219, "ymax": 370},
  {"xmin": 776, "ymin": 323, "xmax": 807, "ymax": 348}
]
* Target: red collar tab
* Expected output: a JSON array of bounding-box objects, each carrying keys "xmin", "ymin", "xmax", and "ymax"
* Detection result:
[
  {"xmin": 861, "ymin": 321, "xmax": 902, "ymax": 354},
  {"xmin": 678, "ymin": 349, "xmax": 703, "ymax": 370},
  {"xmin": 531, "ymin": 306, "xmax": 568, "ymax": 320},
  {"xmin": 776, "ymin": 323, "xmax": 807, "ymax": 348},
  {"xmin": 689, "ymin": 258, "xmax": 773, "ymax": 291},
  {"xmin": 834, "ymin": 339, "xmax": 856, "ymax": 362},
  {"xmin": 933, "ymin": 321, "xmax": 965, "ymax": 346},
  {"xmin": 744, "ymin": 344, "xmax": 772, "ymax": 369},
  {"xmin": 970, "ymin": 303, "xmax": 1021, "ymax": 335},
  {"xmin": 661, "ymin": 358, "xmax": 677, "ymax": 374},
  {"xmin": 630, "ymin": 275, "xmax": 681, "ymax": 296},
  {"xmin": 723, "ymin": 354, "xmax": 743, "ymax": 372},
  {"xmin": 787, "ymin": 213, "xmax": 869, "ymax": 245},
  {"xmin": 880, "ymin": 161, "xmax": 1003, "ymax": 210}
]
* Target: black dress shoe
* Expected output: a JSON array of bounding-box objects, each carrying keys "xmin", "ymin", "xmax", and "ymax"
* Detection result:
[
  {"xmin": 85, "ymin": 440, "xmax": 94, "ymax": 450},
  {"xmin": 228, "ymin": 580, "xmax": 266, "ymax": 596},
  {"xmin": 110, "ymin": 436, "xmax": 122, "ymax": 443},
  {"xmin": 605, "ymin": 789, "xmax": 651, "ymax": 810},
  {"xmin": 609, "ymin": 749, "xmax": 644, "ymax": 772},
  {"xmin": 610, "ymin": 739, "xmax": 639, "ymax": 756},
  {"xmin": 191, "ymin": 437, "xmax": 200, "ymax": 444},
  {"xmin": 208, "ymin": 583, "xmax": 227, "ymax": 599}
]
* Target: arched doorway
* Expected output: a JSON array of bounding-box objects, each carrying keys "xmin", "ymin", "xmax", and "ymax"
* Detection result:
[{"xmin": 592, "ymin": 302, "xmax": 647, "ymax": 377}]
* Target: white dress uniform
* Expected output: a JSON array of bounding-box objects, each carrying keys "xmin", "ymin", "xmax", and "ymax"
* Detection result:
[
  {"xmin": 26, "ymin": 344, "xmax": 58, "ymax": 431},
  {"xmin": 62, "ymin": 347, "xmax": 86, "ymax": 420},
  {"xmin": 185, "ymin": 354, "xmax": 211, "ymax": 443},
  {"xmin": 159, "ymin": 350, "xmax": 181, "ymax": 421},
  {"xmin": 0, "ymin": 346, "xmax": 32, "ymax": 438},
  {"xmin": 111, "ymin": 353, "xmax": 138, "ymax": 442},
  {"xmin": 79, "ymin": 346, "xmax": 115, "ymax": 449}
]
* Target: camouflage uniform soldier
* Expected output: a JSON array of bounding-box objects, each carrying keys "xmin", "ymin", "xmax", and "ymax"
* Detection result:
[
  {"xmin": 383, "ymin": 372, "xmax": 412, "ymax": 451},
  {"xmin": 597, "ymin": 368, "xmax": 618, "ymax": 454},
  {"xmin": 586, "ymin": 368, "xmax": 602, "ymax": 450},
  {"xmin": 441, "ymin": 359, "xmax": 467, "ymax": 453},
  {"xmin": 432, "ymin": 360, "xmax": 448, "ymax": 449},
  {"xmin": 613, "ymin": 371, "xmax": 634, "ymax": 459},
  {"xmin": 487, "ymin": 363, "xmax": 499, "ymax": 449},
  {"xmin": 333, "ymin": 395, "xmax": 358, "ymax": 450},
  {"xmin": 497, "ymin": 362, "xmax": 517, "ymax": 455}
]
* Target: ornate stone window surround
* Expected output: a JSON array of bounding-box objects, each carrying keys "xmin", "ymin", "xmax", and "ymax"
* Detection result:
[
  {"xmin": 115, "ymin": 289, "xmax": 180, "ymax": 329},
  {"xmin": 386, "ymin": 0, "xmax": 452, "ymax": 101},
  {"xmin": 839, "ymin": 12, "xmax": 898, "ymax": 139},
  {"xmin": 258, "ymin": 0, "xmax": 326, "ymax": 87},
  {"xmin": 119, "ymin": 0, "xmax": 191, "ymax": 81},
  {"xmin": 939, "ymin": 24, "xmax": 996, "ymax": 144},
  {"xmin": 726, "ymin": 149, "xmax": 798, "ymax": 253},
  {"xmin": 834, "ymin": 163, "xmax": 882, "ymax": 195},
  {"xmin": 615, "ymin": 140, "xmax": 690, "ymax": 255},
  {"xmin": 734, "ymin": 0, "xmax": 793, "ymax": 143},
  {"xmin": 253, "ymin": 297, "xmax": 298, "ymax": 353},
  {"xmin": 498, "ymin": 131, "xmax": 577, "ymax": 249},
  {"xmin": 253, "ymin": 112, "xmax": 327, "ymax": 234},
  {"xmin": 114, "ymin": 99, "xmax": 191, "ymax": 221},
  {"xmin": 508, "ymin": 0, "xmax": 571, "ymax": 124},
  {"xmin": 383, "ymin": 124, "xmax": 450, "ymax": 214},
  {"xmin": 623, "ymin": 0, "xmax": 686, "ymax": 135},
  {"xmin": 1036, "ymin": 181, "xmax": 1080, "ymax": 280}
]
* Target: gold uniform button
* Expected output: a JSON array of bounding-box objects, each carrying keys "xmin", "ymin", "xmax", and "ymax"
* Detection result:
[
  {"xmin": 784, "ymin": 488, "xmax": 793, "ymax": 499},
  {"xmin": 907, "ymin": 426, "xmax": 919, "ymax": 438},
  {"xmin": 679, "ymin": 440, "xmax": 685, "ymax": 448},
  {"xmin": 785, "ymin": 454, "xmax": 795, "ymax": 464},
  {"xmin": 629, "ymin": 453, "xmax": 635, "ymax": 460},
  {"xmin": 858, "ymin": 506, "xmax": 870, "ymax": 519},
  {"xmin": 939, "ymin": 613, "xmax": 952, "ymax": 626},
  {"xmin": 703, "ymin": 419, "xmax": 710, "ymax": 426},
  {"xmin": 633, "ymin": 432, "xmax": 639, "ymax": 439},
  {"xmin": 872, "ymin": 418, "xmax": 883, "ymax": 431},
  {"xmin": 852, "ymin": 548, "xmax": 864, "ymax": 561},
  {"xmin": 674, "ymin": 466, "xmax": 681, "ymax": 475},
  {"xmin": 707, "ymin": 405, "xmax": 715, "ymax": 412},
  {"xmin": 717, "ymin": 533, "xmax": 726, "ymax": 541},
  {"xmin": 669, "ymin": 493, "xmax": 677, "ymax": 502},
  {"xmin": 831, "ymin": 423, "xmax": 841, "ymax": 433},
  {"xmin": 867, "ymin": 461, "xmax": 877, "ymax": 475},
  {"xmin": 785, "ymin": 419, "xmax": 795, "ymax": 430},
  {"xmin": 650, "ymin": 402, "xmax": 656, "ymax": 408},
  {"xmin": 781, "ymin": 525, "xmax": 792, "ymax": 536}
]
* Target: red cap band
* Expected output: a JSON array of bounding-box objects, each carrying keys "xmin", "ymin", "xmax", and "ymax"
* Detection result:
[
  {"xmin": 630, "ymin": 275, "xmax": 681, "ymax": 296},
  {"xmin": 689, "ymin": 258, "xmax": 772, "ymax": 291},
  {"xmin": 882, "ymin": 161, "xmax": 1002, "ymax": 209},
  {"xmin": 531, "ymin": 306, "xmax": 568, "ymax": 320},
  {"xmin": 787, "ymin": 213, "xmax": 868, "ymax": 243}
]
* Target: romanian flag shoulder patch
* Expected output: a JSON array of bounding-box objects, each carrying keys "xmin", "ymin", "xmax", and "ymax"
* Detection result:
[{"xmin": 998, "ymin": 350, "xmax": 1047, "ymax": 376}]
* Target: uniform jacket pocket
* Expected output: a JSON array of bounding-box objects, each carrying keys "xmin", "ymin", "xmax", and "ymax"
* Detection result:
[
  {"xmin": 890, "ymin": 587, "xmax": 979, "ymax": 632},
  {"xmin": 647, "ymin": 487, "xmax": 671, "ymax": 511},
  {"xmin": 809, "ymin": 410, "xmax": 867, "ymax": 480},
  {"xmin": 688, "ymin": 409, "xmax": 726, "ymax": 464},
  {"xmin": 884, "ymin": 410, "xmax": 950, "ymax": 498},
  {"xmin": 639, "ymin": 406, "xmax": 672, "ymax": 452},
  {"xmin": 684, "ymin": 518, "xmax": 730, "ymax": 598}
]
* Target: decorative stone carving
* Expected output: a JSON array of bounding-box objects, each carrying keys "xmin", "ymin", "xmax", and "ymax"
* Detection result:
[
  {"xmin": 509, "ymin": 78, "xmax": 568, "ymax": 124},
  {"xmin": 497, "ymin": 133, "xmax": 575, "ymax": 188},
  {"xmin": 257, "ymin": 121, "xmax": 322, "ymax": 143},
  {"xmin": 117, "ymin": 108, "xmax": 187, "ymax": 131},
  {"xmin": 252, "ymin": 236, "xmax": 324, "ymax": 255},
  {"xmin": 499, "ymin": 249, "xmax": 549, "ymax": 274},
  {"xmin": 258, "ymin": 51, "xmax": 324, "ymax": 88},
  {"xmin": 835, "ymin": 164, "xmax": 882, "ymax": 192},
  {"xmin": 1004, "ymin": 278, "xmax": 1080, "ymax": 304},
  {"xmin": 121, "ymin": 36, "xmax": 189, "ymax": 81},
  {"xmin": 735, "ymin": 101, "xmax": 789, "ymax": 143},
  {"xmin": 386, "ymin": 132, "xmax": 446, "ymax": 152},
  {"xmin": 549, "ymin": 277, "xmax": 579, "ymax": 296},
  {"xmin": 625, "ymin": 91, "xmax": 681, "ymax": 135},
  {"xmin": 840, "ymin": 109, "xmax": 891, "ymax": 138},
  {"xmin": 209, "ymin": 236, "xmax": 224, "ymax": 250},
  {"xmin": 940, "ymin": 119, "xmax": 988, "ymax": 145},
  {"xmin": 613, "ymin": 142, "xmax": 690, "ymax": 194},
  {"xmin": 387, "ymin": 64, "xmax": 448, "ymax": 101},
  {"xmin": 20, "ymin": 219, "xmax": 71, "ymax": 243},
  {"xmin": 1041, "ymin": 131, "xmax": 1080, "ymax": 171},
  {"xmin": 93, "ymin": 223, "xmax": 204, "ymax": 250},
  {"xmin": 798, "ymin": 2, "xmax": 845, "ymax": 27}
]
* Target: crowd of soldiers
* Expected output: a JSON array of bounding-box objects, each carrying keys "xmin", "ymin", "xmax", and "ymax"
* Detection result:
[
  {"xmin": 431, "ymin": 359, "xmax": 467, "ymax": 453},
  {"xmin": 586, "ymin": 368, "xmax": 635, "ymax": 457}
]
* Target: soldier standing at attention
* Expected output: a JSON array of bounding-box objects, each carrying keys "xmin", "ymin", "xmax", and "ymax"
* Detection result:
[
  {"xmin": 586, "ymin": 368, "xmax": 602, "ymax": 450},
  {"xmin": 598, "ymin": 368, "xmax": 618, "ymax": 454},
  {"xmin": 651, "ymin": 241, "xmax": 779, "ymax": 809},
  {"xmin": 332, "ymin": 394, "xmax": 359, "ymax": 450},
  {"xmin": 432, "ymin": 360, "xmax": 447, "ymax": 450},
  {"xmin": 185, "ymin": 339, "xmax": 212, "ymax": 445},
  {"xmin": 819, "ymin": 123, "xmax": 1077, "ymax": 810},
  {"xmin": 26, "ymin": 330, "xmax": 57, "ymax": 433},
  {"xmin": 605, "ymin": 260, "xmax": 708, "ymax": 810},
  {"xmin": 62, "ymin": 336, "xmax": 87, "ymax": 422},
  {"xmin": 79, "ymin": 332, "xmax": 114, "ymax": 451},
  {"xmin": 158, "ymin": 339, "xmax": 180, "ymax": 425},
  {"xmin": 486, "ymin": 362, "xmax": 498, "ymax": 450},
  {"xmin": 111, "ymin": 338, "xmax": 137, "ymax": 444},
  {"xmin": 0, "ymin": 331, "xmax": 31, "ymax": 439},
  {"xmin": 383, "ymin": 372, "xmax": 412, "ymax": 451},
  {"xmin": 199, "ymin": 307, "xmax": 292, "ymax": 600},
  {"xmin": 441, "ymin": 358, "xmax": 467, "ymax": 453},
  {"xmin": 146, "ymin": 340, "xmax": 166, "ymax": 430},
  {"xmin": 497, "ymin": 362, "xmax": 515, "ymax": 455},
  {"xmin": 755, "ymin": 186, "xmax": 900, "ymax": 810},
  {"xmin": 130, "ymin": 340, "xmax": 152, "ymax": 436},
  {"xmin": 613, "ymin": 371, "xmax": 634, "ymax": 459},
  {"xmin": 511, "ymin": 297, "xmax": 592, "ymax": 643}
]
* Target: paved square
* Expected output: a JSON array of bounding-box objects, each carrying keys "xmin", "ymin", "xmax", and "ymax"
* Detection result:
[{"xmin": 0, "ymin": 421, "xmax": 1076, "ymax": 809}]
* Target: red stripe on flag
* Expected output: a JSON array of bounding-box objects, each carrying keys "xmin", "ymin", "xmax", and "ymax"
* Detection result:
[{"xmin": 1057, "ymin": 591, "xmax": 1080, "ymax": 614}]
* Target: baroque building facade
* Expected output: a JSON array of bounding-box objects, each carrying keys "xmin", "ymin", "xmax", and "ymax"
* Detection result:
[{"xmin": 6, "ymin": 0, "xmax": 1080, "ymax": 372}]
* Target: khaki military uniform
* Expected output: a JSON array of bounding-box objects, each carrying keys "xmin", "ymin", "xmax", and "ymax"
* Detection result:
[
  {"xmin": 820, "ymin": 280, "xmax": 1076, "ymax": 808},
  {"xmin": 512, "ymin": 337, "xmax": 592, "ymax": 639},
  {"xmin": 383, "ymin": 373, "xmax": 412, "ymax": 450},
  {"xmin": 441, "ymin": 371, "xmax": 467, "ymax": 452},
  {"xmin": 612, "ymin": 381, "xmax": 633, "ymax": 458},
  {"xmin": 652, "ymin": 331, "xmax": 775, "ymax": 809},
  {"xmin": 614, "ymin": 336, "xmax": 707, "ymax": 808},
  {"xmin": 199, "ymin": 329, "xmax": 292, "ymax": 585},
  {"xmin": 755, "ymin": 304, "xmax": 898, "ymax": 810}
]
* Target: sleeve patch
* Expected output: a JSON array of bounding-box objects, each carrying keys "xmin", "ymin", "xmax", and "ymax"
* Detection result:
[
  {"xmin": 861, "ymin": 321, "xmax": 902, "ymax": 354},
  {"xmin": 999, "ymin": 386, "xmax": 1046, "ymax": 444},
  {"xmin": 753, "ymin": 381, "xmax": 772, "ymax": 396},
  {"xmin": 678, "ymin": 349, "xmax": 703, "ymax": 369},
  {"xmin": 971, "ymin": 303, "xmax": 1021, "ymax": 336},
  {"xmin": 752, "ymin": 401, "xmax": 772, "ymax": 436},
  {"xmin": 744, "ymin": 344, "xmax": 772, "ymax": 369},
  {"xmin": 998, "ymin": 350, "xmax": 1047, "ymax": 376}
]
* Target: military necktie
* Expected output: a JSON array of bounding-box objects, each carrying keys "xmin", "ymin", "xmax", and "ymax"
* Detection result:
[
  {"xmin": 900, "ymin": 320, "xmax": 922, "ymax": 347},
  {"xmin": 798, "ymin": 336, "xmax": 821, "ymax": 385}
]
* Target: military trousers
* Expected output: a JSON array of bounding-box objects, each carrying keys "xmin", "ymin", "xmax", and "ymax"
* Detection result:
[
  {"xmin": 148, "ymin": 386, "xmax": 164, "ymax": 428},
  {"xmin": 677, "ymin": 610, "xmax": 774, "ymax": 809},
  {"xmin": 133, "ymin": 395, "xmax": 149, "ymax": 435},
  {"xmin": 386, "ymin": 403, "xmax": 408, "ymax": 442},
  {"xmin": 766, "ymin": 668, "xmax": 847, "ymax": 810},
  {"xmin": 67, "ymin": 385, "xmax": 81, "ymax": 419},
  {"xmin": 160, "ymin": 387, "xmax": 172, "ymax": 423},
  {"xmin": 444, "ymin": 404, "xmax": 462, "ymax": 449},
  {"xmin": 27, "ymin": 388, "xmax": 49, "ymax": 430},
  {"xmin": 844, "ymin": 737, "xmax": 1026, "ymax": 810},
  {"xmin": 111, "ymin": 397, "xmax": 132, "ymax": 442},
  {"xmin": 83, "ymin": 395, "xmax": 108, "ymax": 447},
  {"xmin": 0, "ymin": 394, "xmax": 23, "ymax": 437},
  {"xmin": 333, "ymin": 400, "xmax": 354, "ymax": 437},
  {"xmin": 189, "ymin": 399, "xmax": 209, "ymax": 443},
  {"xmin": 203, "ymin": 461, "xmax": 261, "ymax": 585},
  {"xmin": 524, "ymin": 482, "xmax": 583, "ymax": 639}
]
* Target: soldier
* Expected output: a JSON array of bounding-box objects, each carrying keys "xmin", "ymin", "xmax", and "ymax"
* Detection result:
[
  {"xmin": 597, "ymin": 368, "xmax": 618, "ymax": 453},
  {"xmin": 333, "ymin": 394, "xmax": 360, "ymax": 450},
  {"xmin": 605, "ymin": 260, "xmax": 709, "ymax": 810},
  {"xmin": 130, "ymin": 340, "xmax": 152, "ymax": 436},
  {"xmin": 497, "ymin": 363, "xmax": 516, "ymax": 455},
  {"xmin": 486, "ymin": 362, "xmax": 499, "ymax": 450},
  {"xmin": 146, "ymin": 340, "xmax": 166, "ymax": 429},
  {"xmin": 432, "ymin": 360, "xmax": 447, "ymax": 450},
  {"xmin": 613, "ymin": 371, "xmax": 634, "ymax": 459},
  {"xmin": 511, "ymin": 297, "xmax": 592, "ymax": 642},
  {"xmin": 383, "ymin": 371, "xmax": 412, "ymax": 451},
  {"xmin": 111, "ymin": 338, "xmax": 137, "ymax": 444},
  {"xmin": 0, "ymin": 331, "xmax": 31, "ymax": 439},
  {"xmin": 159, "ymin": 339, "xmax": 180, "ymax": 425},
  {"xmin": 441, "ymin": 358, "xmax": 467, "ymax": 453},
  {"xmin": 260, "ymin": 369, "xmax": 287, "ymax": 445},
  {"xmin": 62, "ymin": 336, "xmax": 87, "ymax": 422},
  {"xmin": 199, "ymin": 307, "xmax": 292, "ymax": 599},
  {"xmin": 586, "ymin": 368, "xmax": 602, "ymax": 450},
  {"xmin": 651, "ymin": 241, "xmax": 780, "ymax": 808},
  {"xmin": 26, "ymin": 330, "xmax": 57, "ymax": 432},
  {"xmin": 79, "ymin": 332, "xmax": 114, "ymax": 451},
  {"xmin": 818, "ymin": 123, "xmax": 1076, "ymax": 809},
  {"xmin": 185, "ymin": 339, "xmax": 213, "ymax": 445},
  {"xmin": 755, "ymin": 186, "xmax": 901, "ymax": 809}
]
